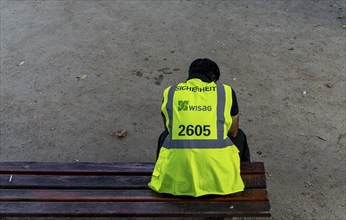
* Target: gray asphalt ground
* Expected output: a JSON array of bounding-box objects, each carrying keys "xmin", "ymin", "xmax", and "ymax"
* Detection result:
[{"xmin": 1, "ymin": 0, "xmax": 345, "ymax": 219}]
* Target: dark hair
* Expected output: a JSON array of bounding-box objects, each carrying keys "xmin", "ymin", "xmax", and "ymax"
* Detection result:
[{"xmin": 188, "ymin": 58, "xmax": 220, "ymax": 81}]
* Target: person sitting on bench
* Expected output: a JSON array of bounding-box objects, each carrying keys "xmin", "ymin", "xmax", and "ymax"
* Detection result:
[{"xmin": 148, "ymin": 58, "xmax": 250, "ymax": 197}]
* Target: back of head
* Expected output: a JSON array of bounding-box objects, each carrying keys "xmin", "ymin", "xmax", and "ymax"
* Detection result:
[{"xmin": 188, "ymin": 58, "xmax": 220, "ymax": 82}]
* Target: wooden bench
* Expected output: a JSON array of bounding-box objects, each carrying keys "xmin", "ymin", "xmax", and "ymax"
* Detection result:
[{"xmin": 0, "ymin": 162, "xmax": 270, "ymax": 218}]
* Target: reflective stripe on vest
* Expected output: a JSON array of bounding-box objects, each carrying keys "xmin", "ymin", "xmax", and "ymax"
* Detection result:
[{"xmin": 163, "ymin": 83, "xmax": 233, "ymax": 149}]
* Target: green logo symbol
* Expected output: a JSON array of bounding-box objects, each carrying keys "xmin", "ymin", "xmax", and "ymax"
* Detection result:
[{"xmin": 178, "ymin": 100, "xmax": 189, "ymax": 111}]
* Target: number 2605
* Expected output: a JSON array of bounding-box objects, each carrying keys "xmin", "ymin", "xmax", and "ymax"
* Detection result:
[{"xmin": 178, "ymin": 125, "xmax": 211, "ymax": 136}]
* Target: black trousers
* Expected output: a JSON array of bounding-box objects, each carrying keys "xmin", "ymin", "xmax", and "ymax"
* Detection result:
[{"xmin": 156, "ymin": 128, "xmax": 251, "ymax": 162}]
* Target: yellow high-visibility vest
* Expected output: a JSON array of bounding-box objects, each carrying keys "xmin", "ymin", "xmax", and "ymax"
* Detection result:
[{"xmin": 148, "ymin": 78, "xmax": 244, "ymax": 197}]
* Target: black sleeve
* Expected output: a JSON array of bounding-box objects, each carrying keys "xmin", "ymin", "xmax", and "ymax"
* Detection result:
[{"xmin": 231, "ymin": 89, "xmax": 239, "ymax": 116}]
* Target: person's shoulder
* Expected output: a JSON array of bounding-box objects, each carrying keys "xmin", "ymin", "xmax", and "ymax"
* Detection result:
[
  {"xmin": 162, "ymin": 83, "xmax": 179, "ymax": 94},
  {"xmin": 163, "ymin": 85, "xmax": 172, "ymax": 93},
  {"xmin": 164, "ymin": 81, "xmax": 186, "ymax": 89},
  {"xmin": 217, "ymin": 82, "xmax": 233, "ymax": 90}
]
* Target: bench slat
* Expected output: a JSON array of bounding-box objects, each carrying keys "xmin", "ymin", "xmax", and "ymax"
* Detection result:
[
  {"xmin": 0, "ymin": 174, "xmax": 266, "ymax": 189},
  {"xmin": 0, "ymin": 162, "xmax": 265, "ymax": 175},
  {"xmin": 0, "ymin": 175, "xmax": 150, "ymax": 189},
  {"xmin": 0, "ymin": 189, "xmax": 268, "ymax": 202},
  {"xmin": 0, "ymin": 201, "xmax": 271, "ymax": 217}
]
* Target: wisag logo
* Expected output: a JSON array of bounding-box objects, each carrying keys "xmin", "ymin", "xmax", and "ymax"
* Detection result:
[
  {"xmin": 177, "ymin": 100, "xmax": 212, "ymax": 111},
  {"xmin": 178, "ymin": 100, "xmax": 189, "ymax": 111}
]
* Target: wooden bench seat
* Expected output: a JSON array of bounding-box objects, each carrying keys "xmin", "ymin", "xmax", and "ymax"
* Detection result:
[{"xmin": 0, "ymin": 162, "xmax": 270, "ymax": 218}]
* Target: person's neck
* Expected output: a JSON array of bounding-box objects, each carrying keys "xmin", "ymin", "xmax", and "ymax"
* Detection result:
[{"xmin": 187, "ymin": 73, "xmax": 212, "ymax": 83}]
